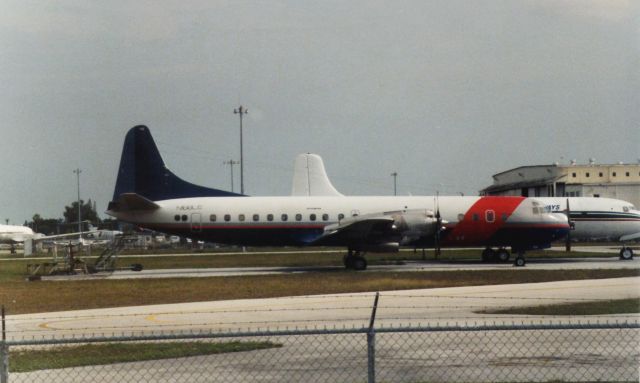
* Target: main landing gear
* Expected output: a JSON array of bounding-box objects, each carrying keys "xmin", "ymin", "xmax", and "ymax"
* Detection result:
[
  {"xmin": 481, "ymin": 247, "xmax": 512, "ymax": 263},
  {"xmin": 344, "ymin": 249, "xmax": 367, "ymax": 270},
  {"xmin": 481, "ymin": 247, "xmax": 526, "ymax": 267},
  {"xmin": 619, "ymin": 246, "xmax": 634, "ymax": 260}
]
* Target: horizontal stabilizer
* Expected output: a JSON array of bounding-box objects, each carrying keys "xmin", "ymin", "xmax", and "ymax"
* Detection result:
[{"xmin": 108, "ymin": 193, "xmax": 160, "ymax": 212}]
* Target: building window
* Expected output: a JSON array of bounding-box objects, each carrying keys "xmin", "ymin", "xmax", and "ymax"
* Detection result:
[
  {"xmin": 572, "ymin": 172, "xmax": 576, "ymax": 177},
  {"xmin": 585, "ymin": 172, "xmax": 590, "ymax": 178},
  {"xmin": 281, "ymin": 214, "xmax": 288, "ymax": 221},
  {"xmin": 310, "ymin": 214, "xmax": 316, "ymax": 221},
  {"xmin": 267, "ymin": 214, "xmax": 274, "ymax": 221},
  {"xmin": 209, "ymin": 214, "xmax": 216, "ymax": 222},
  {"xmin": 174, "ymin": 215, "xmax": 180, "ymax": 221},
  {"xmin": 253, "ymin": 214, "xmax": 259, "ymax": 221},
  {"xmin": 626, "ymin": 172, "xmax": 630, "ymax": 177},
  {"xmin": 224, "ymin": 214, "xmax": 231, "ymax": 222},
  {"xmin": 612, "ymin": 172, "xmax": 617, "ymax": 177},
  {"xmin": 599, "ymin": 172, "xmax": 603, "ymax": 177},
  {"xmin": 322, "ymin": 214, "xmax": 329, "ymax": 221},
  {"xmin": 295, "ymin": 214, "xmax": 302, "ymax": 221},
  {"xmin": 238, "ymin": 214, "xmax": 245, "ymax": 222},
  {"xmin": 593, "ymin": 194, "xmax": 600, "ymax": 198}
]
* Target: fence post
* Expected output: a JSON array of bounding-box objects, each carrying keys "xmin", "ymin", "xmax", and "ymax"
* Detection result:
[
  {"xmin": 0, "ymin": 342, "xmax": 7, "ymax": 383},
  {"xmin": 0, "ymin": 306, "xmax": 7, "ymax": 383},
  {"xmin": 367, "ymin": 292, "xmax": 379, "ymax": 383}
]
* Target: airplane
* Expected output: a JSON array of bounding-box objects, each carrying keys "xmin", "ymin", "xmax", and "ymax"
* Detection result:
[
  {"xmin": 106, "ymin": 125, "xmax": 569, "ymax": 269},
  {"xmin": 291, "ymin": 153, "xmax": 640, "ymax": 261},
  {"xmin": 0, "ymin": 224, "xmax": 42, "ymax": 253},
  {"xmin": 0, "ymin": 223, "xmax": 122, "ymax": 255}
]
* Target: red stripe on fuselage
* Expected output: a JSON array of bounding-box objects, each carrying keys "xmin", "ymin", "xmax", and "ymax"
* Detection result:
[{"xmin": 442, "ymin": 196, "xmax": 525, "ymax": 245}]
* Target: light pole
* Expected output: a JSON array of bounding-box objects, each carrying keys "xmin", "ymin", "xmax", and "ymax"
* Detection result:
[
  {"xmin": 391, "ymin": 172, "xmax": 397, "ymax": 196},
  {"xmin": 73, "ymin": 168, "xmax": 82, "ymax": 238},
  {"xmin": 223, "ymin": 160, "xmax": 239, "ymax": 192},
  {"xmin": 233, "ymin": 105, "xmax": 248, "ymax": 195}
]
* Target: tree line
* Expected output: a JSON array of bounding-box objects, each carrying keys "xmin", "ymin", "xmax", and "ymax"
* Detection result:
[{"xmin": 25, "ymin": 199, "xmax": 118, "ymax": 235}]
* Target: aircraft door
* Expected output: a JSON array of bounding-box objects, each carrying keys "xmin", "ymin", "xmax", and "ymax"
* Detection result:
[{"xmin": 191, "ymin": 213, "xmax": 202, "ymax": 232}]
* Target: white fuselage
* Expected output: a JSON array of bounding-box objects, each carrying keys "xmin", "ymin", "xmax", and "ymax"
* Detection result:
[
  {"xmin": 535, "ymin": 197, "xmax": 640, "ymax": 241},
  {"xmin": 0, "ymin": 224, "xmax": 35, "ymax": 244}
]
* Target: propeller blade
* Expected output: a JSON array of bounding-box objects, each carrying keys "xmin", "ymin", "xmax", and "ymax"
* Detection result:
[{"xmin": 565, "ymin": 198, "xmax": 572, "ymax": 252}]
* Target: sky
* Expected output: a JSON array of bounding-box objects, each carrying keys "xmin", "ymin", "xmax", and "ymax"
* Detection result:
[{"xmin": 1, "ymin": 0, "xmax": 638, "ymax": 225}]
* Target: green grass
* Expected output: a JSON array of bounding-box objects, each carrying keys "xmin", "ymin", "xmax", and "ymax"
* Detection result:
[
  {"xmin": 480, "ymin": 298, "xmax": 640, "ymax": 316},
  {"xmin": 9, "ymin": 341, "xmax": 281, "ymax": 372},
  {"xmin": 1, "ymin": 268, "xmax": 638, "ymax": 315}
]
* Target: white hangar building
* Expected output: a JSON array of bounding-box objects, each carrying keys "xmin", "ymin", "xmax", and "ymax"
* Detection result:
[{"xmin": 480, "ymin": 161, "xmax": 640, "ymax": 208}]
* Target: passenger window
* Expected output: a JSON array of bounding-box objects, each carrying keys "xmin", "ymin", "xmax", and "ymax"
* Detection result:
[
  {"xmin": 253, "ymin": 214, "xmax": 259, "ymax": 221},
  {"xmin": 338, "ymin": 213, "xmax": 345, "ymax": 220},
  {"xmin": 501, "ymin": 213, "xmax": 508, "ymax": 221},
  {"xmin": 210, "ymin": 214, "xmax": 216, "ymax": 222},
  {"xmin": 623, "ymin": 206, "xmax": 629, "ymax": 212},
  {"xmin": 457, "ymin": 213, "xmax": 464, "ymax": 222},
  {"xmin": 239, "ymin": 214, "xmax": 245, "ymax": 222},
  {"xmin": 295, "ymin": 214, "xmax": 302, "ymax": 221},
  {"xmin": 174, "ymin": 215, "xmax": 180, "ymax": 221},
  {"xmin": 267, "ymin": 214, "xmax": 274, "ymax": 221},
  {"xmin": 281, "ymin": 214, "xmax": 288, "ymax": 221},
  {"xmin": 224, "ymin": 214, "xmax": 231, "ymax": 222},
  {"xmin": 310, "ymin": 214, "xmax": 316, "ymax": 221},
  {"xmin": 181, "ymin": 215, "xmax": 187, "ymax": 221},
  {"xmin": 322, "ymin": 214, "xmax": 329, "ymax": 221},
  {"xmin": 485, "ymin": 210, "xmax": 495, "ymax": 223},
  {"xmin": 472, "ymin": 213, "xmax": 479, "ymax": 222}
]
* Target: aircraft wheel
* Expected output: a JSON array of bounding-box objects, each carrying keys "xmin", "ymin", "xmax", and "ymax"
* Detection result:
[
  {"xmin": 352, "ymin": 256, "xmax": 367, "ymax": 271},
  {"xmin": 619, "ymin": 247, "xmax": 634, "ymax": 260},
  {"xmin": 497, "ymin": 249, "xmax": 511, "ymax": 262},
  {"xmin": 514, "ymin": 256, "xmax": 526, "ymax": 267},
  {"xmin": 481, "ymin": 248, "xmax": 495, "ymax": 262}
]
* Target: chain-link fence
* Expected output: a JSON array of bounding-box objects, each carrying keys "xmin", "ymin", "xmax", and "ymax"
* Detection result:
[{"xmin": 2, "ymin": 322, "xmax": 639, "ymax": 382}]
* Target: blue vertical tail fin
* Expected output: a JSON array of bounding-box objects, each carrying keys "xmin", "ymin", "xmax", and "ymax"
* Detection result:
[{"xmin": 111, "ymin": 125, "xmax": 243, "ymax": 202}]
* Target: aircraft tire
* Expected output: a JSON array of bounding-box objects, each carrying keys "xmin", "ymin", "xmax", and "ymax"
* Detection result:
[
  {"xmin": 619, "ymin": 247, "xmax": 634, "ymax": 260},
  {"xmin": 481, "ymin": 248, "xmax": 495, "ymax": 262},
  {"xmin": 497, "ymin": 249, "xmax": 511, "ymax": 262},
  {"xmin": 514, "ymin": 256, "xmax": 526, "ymax": 267},
  {"xmin": 352, "ymin": 256, "xmax": 367, "ymax": 271}
]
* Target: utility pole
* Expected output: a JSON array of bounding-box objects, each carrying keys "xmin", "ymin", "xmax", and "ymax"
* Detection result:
[
  {"xmin": 391, "ymin": 172, "xmax": 398, "ymax": 196},
  {"xmin": 233, "ymin": 105, "xmax": 248, "ymax": 195},
  {"xmin": 223, "ymin": 160, "xmax": 239, "ymax": 192},
  {"xmin": 73, "ymin": 168, "xmax": 82, "ymax": 238}
]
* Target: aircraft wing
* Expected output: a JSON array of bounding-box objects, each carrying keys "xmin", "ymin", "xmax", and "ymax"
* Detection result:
[{"xmin": 310, "ymin": 214, "xmax": 397, "ymax": 246}]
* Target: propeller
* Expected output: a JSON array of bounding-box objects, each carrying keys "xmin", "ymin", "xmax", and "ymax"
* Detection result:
[
  {"xmin": 565, "ymin": 198, "xmax": 574, "ymax": 252},
  {"xmin": 434, "ymin": 194, "xmax": 442, "ymax": 258}
]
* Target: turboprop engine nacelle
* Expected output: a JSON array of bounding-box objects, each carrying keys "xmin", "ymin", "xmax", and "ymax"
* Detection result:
[{"xmin": 391, "ymin": 209, "xmax": 441, "ymax": 244}]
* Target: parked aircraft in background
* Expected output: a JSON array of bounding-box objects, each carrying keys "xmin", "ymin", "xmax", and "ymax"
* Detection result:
[
  {"xmin": 290, "ymin": 153, "xmax": 640, "ymax": 261},
  {"xmin": 107, "ymin": 126, "xmax": 569, "ymax": 269},
  {"xmin": 0, "ymin": 223, "xmax": 122, "ymax": 255},
  {"xmin": 0, "ymin": 224, "xmax": 41, "ymax": 253}
]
